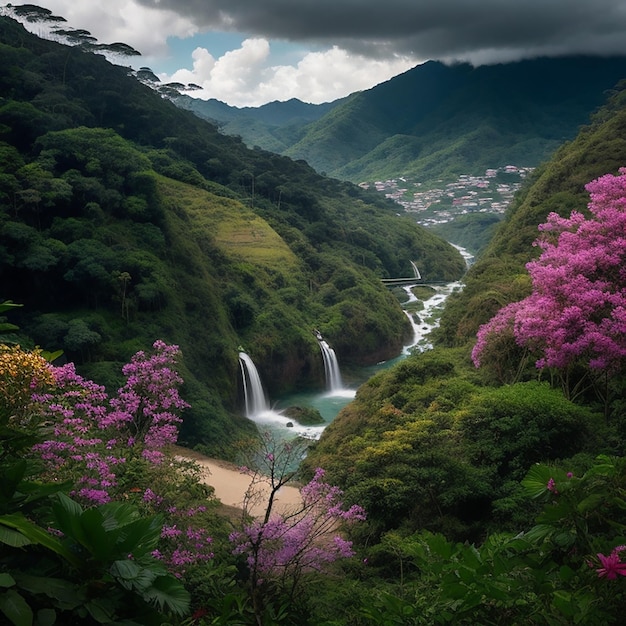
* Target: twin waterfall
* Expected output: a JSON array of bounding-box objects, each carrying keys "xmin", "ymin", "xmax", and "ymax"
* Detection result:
[
  {"xmin": 238, "ymin": 334, "xmax": 343, "ymax": 420},
  {"xmin": 238, "ymin": 252, "xmax": 468, "ymax": 440},
  {"xmin": 238, "ymin": 333, "xmax": 346, "ymax": 439}
]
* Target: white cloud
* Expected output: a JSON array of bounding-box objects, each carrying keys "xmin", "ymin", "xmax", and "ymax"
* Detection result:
[
  {"xmin": 10, "ymin": 0, "xmax": 418, "ymax": 106},
  {"xmin": 24, "ymin": 0, "xmax": 197, "ymax": 57},
  {"xmin": 165, "ymin": 42, "xmax": 417, "ymax": 106}
]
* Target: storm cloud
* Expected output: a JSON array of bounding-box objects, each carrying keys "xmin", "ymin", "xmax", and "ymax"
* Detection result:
[{"xmin": 134, "ymin": 0, "xmax": 626, "ymax": 64}]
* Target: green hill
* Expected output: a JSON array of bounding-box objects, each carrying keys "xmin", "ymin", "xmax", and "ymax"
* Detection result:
[
  {"xmin": 0, "ymin": 16, "xmax": 465, "ymax": 456},
  {"xmin": 175, "ymin": 95, "xmax": 345, "ymax": 154},
  {"xmin": 189, "ymin": 57, "xmax": 626, "ymax": 184}
]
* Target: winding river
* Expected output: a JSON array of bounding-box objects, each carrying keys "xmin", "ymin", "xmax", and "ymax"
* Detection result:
[{"xmin": 242, "ymin": 244, "xmax": 472, "ymax": 440}]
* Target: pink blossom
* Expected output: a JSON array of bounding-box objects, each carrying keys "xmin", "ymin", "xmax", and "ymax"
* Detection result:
[
  {"xmin": 230, "ymin": 467, "xmax": 365, "ymax": 581},
  {"xmin": 31, "ymin": 341, "xmax": 189, "ymax": 504},
  {"xmin": 474, "ymin": 168, "xmax": 626, "ymax": 374},
  {"xmin": 596, "ymin": 546, "xmax": 626, "ymax": 579}
]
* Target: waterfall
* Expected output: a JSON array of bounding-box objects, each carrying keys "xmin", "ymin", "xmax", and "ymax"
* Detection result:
[
  {"xmin": 316, "ymin": 333, "xmax": 343, "ymax": 393},
  {"xmin": 238, "ymin": 352, "xmax": 269, "ymax": 418}
]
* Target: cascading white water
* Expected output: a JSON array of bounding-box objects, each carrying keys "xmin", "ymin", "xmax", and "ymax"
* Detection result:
[
  {"xmin": 238, "ymin": 351, "xmax": 326, "ymax": 439},
  {"xmin": 238, "ymin": 352, "xmax": 269, "ymax": 418},
  {"xmin": 316, "ymin": 334, "xmax": 344, "ymax": 393}
]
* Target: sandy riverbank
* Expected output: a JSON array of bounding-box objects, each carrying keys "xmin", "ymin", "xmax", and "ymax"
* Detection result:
[{"xmin": 171, "ymin": 446, "xmax": 303, "ymax": 518}]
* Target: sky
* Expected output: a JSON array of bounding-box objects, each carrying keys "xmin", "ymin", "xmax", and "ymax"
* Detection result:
[{"xmin": 8, "ymin": 1, "xmax": 626, "ymax": 108}]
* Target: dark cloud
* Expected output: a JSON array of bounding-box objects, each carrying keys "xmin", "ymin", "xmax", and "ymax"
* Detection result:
[{"xmin": 135, "ymin": 0, "xmax": 626, "ymax": 62}]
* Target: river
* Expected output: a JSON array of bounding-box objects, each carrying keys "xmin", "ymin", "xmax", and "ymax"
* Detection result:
[{"xmin": 242, "ymin": 244, "xmax": 472, "ymax": 440}]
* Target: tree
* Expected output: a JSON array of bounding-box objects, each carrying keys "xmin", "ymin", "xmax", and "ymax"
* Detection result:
[
  {"xmin": 230, "ymin": 434, "xmax": 366, "ymax": 624},
  {"xmin": 473, "ymin": 168, "xmax": 626, "ymax": 400},
  {"xmin": 2, "ymin": 4, "xmax": 66, "ymax": 25},
  {"xmin": 33, "ymin": 340, "xmax": 189, "ymax": 503}
]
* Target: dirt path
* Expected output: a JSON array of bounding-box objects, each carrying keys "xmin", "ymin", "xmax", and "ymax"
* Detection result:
[{"xmin": 171, "ymin": 445, "xmax": 303, "ymax": 518}]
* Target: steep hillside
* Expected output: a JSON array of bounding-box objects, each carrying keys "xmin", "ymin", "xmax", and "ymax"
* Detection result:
[
  {"xmin": 0, "ymin": 16, "xmax": 465, "ymax": 455},
  {"xmin": 303, "ymin": 80, "xmax": 626, "ymax": 543},
  {"xmin": 436, "ymin": 80, "xmax": 626, "ymax": 348},
  {"xmin": 191, "ymin": 57, "xmax": 626, "ymax": 184}
]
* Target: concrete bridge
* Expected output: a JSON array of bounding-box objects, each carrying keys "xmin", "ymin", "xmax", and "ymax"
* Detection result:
[
  {"xmin": 381, "ymin": 277, "xmax": 449, "ymax": 287},
  {"xmin": 380, "ymin": 262, "xmax": 448, "ymax": 287}
]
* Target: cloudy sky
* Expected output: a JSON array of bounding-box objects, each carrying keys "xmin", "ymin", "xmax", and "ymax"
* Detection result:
[{"xmin": 10, "ymin": 1, "xmax": 626, "ymax": 107}]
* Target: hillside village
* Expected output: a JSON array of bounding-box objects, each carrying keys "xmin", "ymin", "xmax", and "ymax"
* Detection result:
[{"xmin": 363, "ymin": 165, "xmax": 534, "ymax": 226}]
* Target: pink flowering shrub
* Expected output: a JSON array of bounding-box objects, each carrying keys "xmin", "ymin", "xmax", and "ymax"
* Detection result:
[
  {"xmin": 32, "ymin": 340, "xmax": 188, "ymax": 504},
  {"xmin": 473, "ymin": 168, "xmax": 626, "ymax": 379},
  {"xmin": 230, "ymin": 467, "xmax": 366, "ymax": 583},
  {"xmin": 151, "ymin": 503, "xmax": 215, "ymax": 576}
]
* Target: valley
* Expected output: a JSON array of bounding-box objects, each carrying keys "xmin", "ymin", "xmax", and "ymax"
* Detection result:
[{"xmin": 4, "ymin": 8, "xmax": 626, "ymax": 625}]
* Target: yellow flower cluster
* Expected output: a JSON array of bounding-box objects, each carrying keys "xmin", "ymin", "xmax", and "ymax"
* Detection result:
[{"xmin": 0, "ymin": 344, "xmax": 55, "ymax": 422}]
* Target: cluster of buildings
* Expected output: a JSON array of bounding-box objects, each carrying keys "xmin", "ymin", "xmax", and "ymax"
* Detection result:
[{"xmin": 362, "ymin": 165, "xmax": 534, "ymax": 227}]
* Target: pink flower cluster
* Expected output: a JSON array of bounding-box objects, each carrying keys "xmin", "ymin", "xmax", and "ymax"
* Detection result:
[
  {"xmin": 32, "ymin": 341, "xmax": 188, "ymax": 504},
  {"xmin": 473, "ymin": 168, "xmax": 626, "ymax": 373},
  {"xmin": 230, "ymin": 467, "xmax": 366, "ymax": 580},
  {"xmin": 151, "ymin": 502, "xmax": 214, "ymax": 575},
  {"xmin": 594, "ymin": 546, "xmax": 626, "ymax": 580}
]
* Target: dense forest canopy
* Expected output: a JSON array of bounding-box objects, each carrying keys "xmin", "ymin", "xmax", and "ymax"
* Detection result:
[{"xmin": 0, "ymin": 13, "xmax": 464, "ymax": 453}]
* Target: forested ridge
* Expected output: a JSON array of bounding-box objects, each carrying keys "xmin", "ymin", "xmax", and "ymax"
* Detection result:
[
  {"xmin": 182, "ymin": 56, "xmax": 626, "ymax": 184},
  {"xmin": 0, "ymin": 14, "xmax": 464, "ymax": 453},
  {"xmin": 4, "ymin": 7, "xmax": 626, "ymax": 626}
]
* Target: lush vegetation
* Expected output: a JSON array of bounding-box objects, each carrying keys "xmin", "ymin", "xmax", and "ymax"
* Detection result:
[
  {"xmin": 0, "ymin": 14, "xmax": 464, "ymax": 455},
  {"xmin": 1, "ymin": 335, "xmax": 369, "ymax": 625},
  {"xmin": 5, "ymin": 6, "xmax": 626, "ymax": 626},
  {"xmin": 299, "ymin": 78, "xmax": 626, "ymax": 623}
]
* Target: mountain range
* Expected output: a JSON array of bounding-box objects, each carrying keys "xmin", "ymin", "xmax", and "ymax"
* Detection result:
[{"xmin": 177, "ymin": 56, "xmax": 626, "ymax": 183}]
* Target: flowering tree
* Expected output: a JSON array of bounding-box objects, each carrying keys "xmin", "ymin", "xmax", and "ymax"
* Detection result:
[
  {"xmin": 32, "ymin": 340, "xmax": 189, "ymax": 504},
  {"xmin": 473, "ymin": 168, "xmax": 626, "ymax": 398},
  {"xmin": 230, "ymin": 434, "xmax": 366, "ymax": 622}
]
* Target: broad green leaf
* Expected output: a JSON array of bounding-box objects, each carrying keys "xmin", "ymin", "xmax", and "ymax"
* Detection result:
[
  {"xmin": 79, "ymin": 508, "xmax": 109, "ymax": 560},
  {"xmin": 0, "ymin": 574, "xmax": 15, "ymax": 588},
  {"xmin": 143, "ymin": 574, "xmax": 190, "ymax": 616},
  {"xmin": 100, "ymin": 501, "xmax": 141, "ymax": 531},
  {"xmin": 0, "ymin": 301, "xmax": 23, "ymax": 315},
  {"xmin": 35, "ymin": 608, "xmax": 56, "ymax": 626},
  {"xmin": 0, "ymin": 513, "xmax": 80, "ymax": 566},
  {"xmin": 85, "ymin": 598, "xmax": 116, "ymax": 623},
  {"xmin": 576, "ymin": 493, "xmax": 605, "ymax": 513},
  {"xmin": 51, "ymin": 493, "xmax": 87, "ymax": 548},
  {"xmin": 110, "ymin": 559, "xmax": 158, "ymax": 592},
  {"xmin": 113, "ymin": 516, "xmax": 162, "ymax": 557},
  {"xmin": 552, "ymin": 590, "xmax": 577, "ymax": 618},
  {"xmin": 1, "ymin": 460, "xmax": 27, "ymax": 499},
  {"xmin": 14, "ymin": 574, "xmax": 83, "ymax": 610},
  {"xmin": 40, "ymin": 349, "xmax": 63, "ymax": 363},
  {"xmin": 521, "ymin": 464, "xmax": 554, "ymax": 498},
  {"xmin": 0, "ymin": 589, "xmax": 33, "ymax": 626},
  {"xmin": 0, "ymin": 525, "xmax": 32, "ymax": 548}
]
